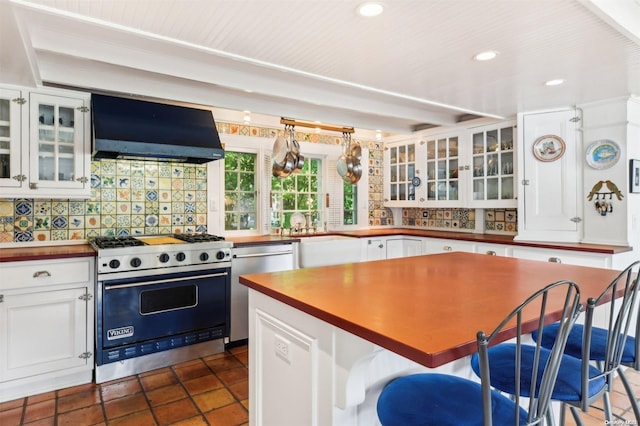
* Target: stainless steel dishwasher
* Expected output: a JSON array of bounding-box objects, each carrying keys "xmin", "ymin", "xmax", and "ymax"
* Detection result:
[{"xmin": 229, "ymin": 243, "xmax": 295, "ymax": 345}]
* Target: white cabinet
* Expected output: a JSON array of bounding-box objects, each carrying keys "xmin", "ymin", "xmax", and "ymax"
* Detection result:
[
  {"xmin": 469, "ymin": 122, "xmax": 517, "ymax": 207},
  {"xmin": 0, "ymin": 87, "xmax": 26, "ymax": 190},
  {"xmin": 0, "ymin": 85, "xmax": 91, "ymax": 199},
  {"xmin": 382, "ymin": 121, "xmax": 517, "ymax": 208},
  {"xmin": 363, "ymin": 237, "xmax": 424, "ymax": 260},
  {"xmin": 424, "ymin": 132, "xmax": 461, "ymax": 205},
  {"xmin": 386, "ymin": 237, "xmax": 423, "ymax": 259},
  {"xmin": 511, "ymin": 246, "xmax": 611, "ymax": 268},
  {"xmin": 363, "ymin": 238, "xmax": 386, "ymax": 261},
  {"xmin": 0, "ymin": 257, "xmax": 94, "ymax": 402},
  {"xmin": 422, "ymin": 238, "xmax": 475, "ymax": 254},
  {"xmin": 517, "ymin": 109, "xmax": 581, "ymax": 242},
  {"xmin": 383, "ymin": 139, "xmax": 426, "ymax": 206},
  {"xmin": 475, "ymin": 243, "xmax": 511, "ymax": 257}
]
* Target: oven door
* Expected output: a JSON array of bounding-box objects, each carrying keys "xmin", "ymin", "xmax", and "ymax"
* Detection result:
[{"xmin": 97, "ymin": 267, "xmax": 229, "ymax": 364}]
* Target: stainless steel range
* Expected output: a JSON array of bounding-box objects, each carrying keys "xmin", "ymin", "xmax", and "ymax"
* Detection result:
[{"xmin": 91, "ymin": 234, "xmax": 232, "ymax": 383}]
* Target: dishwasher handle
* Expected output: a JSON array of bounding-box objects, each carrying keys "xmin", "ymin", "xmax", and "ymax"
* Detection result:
[{"xmin": 233, "ymin": 250, "xmax": 292, "ymax": 259}]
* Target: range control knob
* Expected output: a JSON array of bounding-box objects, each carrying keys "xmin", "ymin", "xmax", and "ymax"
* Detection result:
[
  {"xmin": 130, "ymin": 257, "xmax": 142, "ymax": 268},
  {"xmin": 176, "ymin": 252, "xmax": 186, "ymax": 262},
  {"xmin": 199, "ymin": 252, "xmax": 209, "ymax": 262},
  {"xmin": 216, "ymin": 250, "xmax": 227, "ymax": 260},
  {"xmin": 108, "ymin": 259, "xmax": 120, "ymax": 269},
  {"xmin": 159, "ymin": 253, "xmax": 170, "ymax": 263}
]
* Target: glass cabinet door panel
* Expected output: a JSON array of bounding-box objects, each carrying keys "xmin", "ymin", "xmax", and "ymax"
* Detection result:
[
  {"xmin": 470, "ymin": 124, "xmax": 516, "ymax": 203},
  {"xmin": 399, "ymin": 184, "xmax": 406, "ymax": 200},
  {"xmin": 426, "ymin": 140, "xmax": 435, "ymax": 160},
  {"xmin": 501, "ymin": 152, "xmax": 514, "ymax": 175},
  {"xmin": 390, "ymin": 185, "xmax": 397, "ymax": 201},
  {"xmin": 449, "ymin": 137, "xmax": 458, "ymax": 156},
  {"xmin": 399, "ymin": 165, "xmax": 406, "ymax": 181},
  {"xmin": 487, "ymin": 153, "xmax": 499, "ymax": 176},
  {"xmin": 408, "ymin": 144, "xmax": 415, "ymax": 162},
  {"xmin": 408, "ymin": 163, "xmax": 415, "ymax": 179},
  {"xmin": 487, "ymin": 177, "xmax": 499, "ymax": 199},
  {"xmin": 473, "ymin": 180, "xmax": 484, "ymax": 200},
  {"xmin": 501, "ymin": 177, "xmax": 514, "ymax": 199},
  {"xmin": 427, "ymin": 183, "xmax": 435, "ymax": 199},
  {"xmin": 398, "ymin": 145, "xmax": 406, "ymax": 162},
  {"xmin": 390, "ymin": 165, "xmax": 397, "ymax": 182},
  {"xmin": 390, "ymin": 147, "xmax": 397, "ymax": 163},
  {"xmin": 449, "ymin": 181, "xmax": 458, "ymax": 200},
  {"xmin": 500, "ymin": 127, "xmax": 513, "ymax": 150},
  {"xmin": 437, "ymin": 160, "xmax": 446, "ymax": 179},
  {"xmin": 0, "ymin": 98, "xmax": 11, "ymax": 179},
  {"xmin": 408, "ymin": 184, "xmax": 415, "ymax": 200},
  {"xmin": 427, "ymin": 162, "xmax": 435, "ymax": 180},
  {"xmin": 473, "ymin": 133, "xmax": 484, "ymax": 155}
]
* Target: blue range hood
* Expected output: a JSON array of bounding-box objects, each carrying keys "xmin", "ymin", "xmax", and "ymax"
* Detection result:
[{"xmin": 92, "ymin": 94, "xmax": 225, "ymax": 164}]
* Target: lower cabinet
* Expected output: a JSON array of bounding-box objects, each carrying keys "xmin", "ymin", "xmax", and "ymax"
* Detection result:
[
  {"xmin": 363, "ymin": 237, "xmax": 424, "ymax": 260},
  {"xmin": 0, "ymin": 257, "xmax": 94, "ymax": 402},
  {"xmin": 511, "ymin": 246, "xmax": 611, "ymax": 268},
  {"xmin": 0, "ymin": 288, "xmax": 89, "ymax": 381},
  {"xmin": 422, "ymin": 238, "xmax": 475, "ymax": 254}
]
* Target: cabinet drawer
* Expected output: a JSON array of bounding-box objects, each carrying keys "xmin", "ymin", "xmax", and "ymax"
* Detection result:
[{"xmin": 1, "ymin": 258, "xmax": 92, "ymax": 291}]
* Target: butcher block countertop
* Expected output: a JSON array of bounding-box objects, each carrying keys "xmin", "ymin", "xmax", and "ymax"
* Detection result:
[
  {"xmin": 0, "ymin": 243, "xmax": 96, "ymax": 262},
  {"xmin": 228, "ymin": 228, "xmax": 631, "ymax": 254},
  {"xmin": 240, "ymin": 252, "xmax": 621, "ymax": 368}
]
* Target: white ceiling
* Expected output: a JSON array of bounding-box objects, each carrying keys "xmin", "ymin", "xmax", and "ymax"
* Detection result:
[{"xmin": 1, "ymin": 0, "xmax": 639, "ymax": 136}]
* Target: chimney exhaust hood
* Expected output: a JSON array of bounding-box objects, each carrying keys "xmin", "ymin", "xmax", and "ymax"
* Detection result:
[{"xmin": 91, "ymin": 94, "xmax": 224, "ymax": 164}]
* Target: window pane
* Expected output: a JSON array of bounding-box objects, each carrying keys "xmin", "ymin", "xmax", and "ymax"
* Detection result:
[{"xmin": 224, "ymin": 151, "xmax": 257, "ymax": 231}]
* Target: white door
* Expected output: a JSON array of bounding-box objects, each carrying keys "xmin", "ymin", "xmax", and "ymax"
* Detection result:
[
  {"xmin": 520, "ymin": 109, "xmax": 581, "ymax": 241},
  {"xmin": 0, "ymin": 288, "xmax": 88, "ymax": 381}
]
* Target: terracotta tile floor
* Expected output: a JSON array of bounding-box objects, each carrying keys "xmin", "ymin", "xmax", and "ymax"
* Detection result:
[
  {"xmin": 0, "ymin": 344, "xmax": 248, "ymax": 426},
  {"xmin": 1, "ymin": 343, "xmax": 638, "ymax": 425}
]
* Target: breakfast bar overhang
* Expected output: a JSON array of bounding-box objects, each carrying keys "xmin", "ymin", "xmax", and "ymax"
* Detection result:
[{"xmin": 240, "ymin": 253, "xmax": 623, "ymax": 425}]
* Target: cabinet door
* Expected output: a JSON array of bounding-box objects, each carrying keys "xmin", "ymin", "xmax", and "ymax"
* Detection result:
[
  {"xmin": 386, "ymin": 238, "xmax": 423, "ymax": 259},
  {"xmin": 423, "ymin": 238, "xmax": 474, "ymax": 254},
  {"xmin": 0, "ymin": 88, "xmax": 26, "ymax": 189},
  {"xmin": 470, "ymin": 123, "xmax": 516, "ymax": 207},
  {"xmin": 383, "ymin": 140, "xmax": 425, "ymax": 206},
  {"xmin": 519, "ymin": 110, "xmax": 580, "ymax": 242},
  {"xmin": 365, "ymin": 238, "xmax": 386, "ymax": 261},
  {"xmin": 0, "ymin": 287, "xmax": 89, "ymax": 381},
  {"xmin": 29, "ymin": 92, "xmax": 90, "ymax": 194},
  {"xmin": 424, "ymin": 134, "xmax": 461, "ymax": 205}
]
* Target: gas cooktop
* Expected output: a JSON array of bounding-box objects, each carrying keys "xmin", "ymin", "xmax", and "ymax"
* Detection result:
[
  {"xmin": 92, "ymin": 233, "xmax": 227, "ymax": 249},
  {"xmin": 92, "ymin": 234, "xmax": 233, "ymax": 274}
]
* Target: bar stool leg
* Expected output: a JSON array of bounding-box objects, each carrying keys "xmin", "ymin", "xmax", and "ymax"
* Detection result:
[{"xmin": 617, "ymin": 368, "xmax": 640, "ymax": 422}]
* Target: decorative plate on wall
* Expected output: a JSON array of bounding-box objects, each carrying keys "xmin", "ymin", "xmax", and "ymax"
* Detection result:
[
  {"xmin": 532, "ymin": 135, "xmax": 566, "ymax": 162},
  {"xmin": 585, "ymin": 139, "xmax": 620, "ymax": 170}
]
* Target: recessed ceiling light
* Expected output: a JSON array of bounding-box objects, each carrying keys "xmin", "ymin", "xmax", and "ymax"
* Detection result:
[
  {"xmin": 473, "ymin": 51, "xmax": 499, "ymax": 61},
  {"xmin": 545, "ymin": 79, "xmax": 565, "ymax": 86},
  {"xmin": 357, "ymin": 2, "xmax": 384, "ymax": 17}
]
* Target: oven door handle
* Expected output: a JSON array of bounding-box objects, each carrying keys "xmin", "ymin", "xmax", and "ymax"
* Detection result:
[
  {"xmin": 104, "ymin": 272, "xmax": 228, "ymax": 290},
  {"xmin": 233, "ymin": 250, "xmax": 292, "ymax": 259}
]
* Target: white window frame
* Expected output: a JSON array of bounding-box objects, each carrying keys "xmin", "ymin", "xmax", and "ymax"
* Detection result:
[{"xmin": 207, "ymin": 133, "xmax": 369, "ymax": 236}]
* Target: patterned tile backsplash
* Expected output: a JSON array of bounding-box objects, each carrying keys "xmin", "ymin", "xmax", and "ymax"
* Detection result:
[
  {"xmin": 401, "ymin": 207, "xmax": 517, "ymax": 235},
  {"xmin": 0, "ymin": 159, "xmax": 208, "ymax": 243}
]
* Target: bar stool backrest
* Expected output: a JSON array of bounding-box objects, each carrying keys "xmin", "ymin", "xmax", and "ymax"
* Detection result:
[{"xmin": 477, "ymin": 280, "xmax": 582, "ymax": 426}]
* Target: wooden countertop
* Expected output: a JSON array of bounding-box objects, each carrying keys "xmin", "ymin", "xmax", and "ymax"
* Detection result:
[
  {"xmin": 226, "ymin": 228, "xmax": 631, "ymax": 254},
  {"xmin": 240, "ymin": 252, "xmax": 621, "ymax": 368},
  {"xmin": 0, "ymin": 244, "xmax": 96, "ymax": 262}
]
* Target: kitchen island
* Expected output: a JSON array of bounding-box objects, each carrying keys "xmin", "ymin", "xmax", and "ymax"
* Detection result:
[{"xmin": 240, "ymin": 252, "xmax": 622, "ymax": 425}]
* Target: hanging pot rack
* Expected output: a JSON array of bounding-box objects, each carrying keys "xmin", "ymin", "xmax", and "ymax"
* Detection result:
[{"xmin": 280, "ymin": 117, "xmax": 354, "ymax": 134}]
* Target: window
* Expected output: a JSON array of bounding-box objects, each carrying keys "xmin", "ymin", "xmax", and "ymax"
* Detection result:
[
  {"xmin": 271, "ymin": 158, "xmax": 322, "ymax": 230},
  {"xmin": 224, "ymin": 151, "xmax": 257, "ymax": 231},
  {"xmin": 343, "ymin": 182, "xmax": 357, "ymax": 225}
]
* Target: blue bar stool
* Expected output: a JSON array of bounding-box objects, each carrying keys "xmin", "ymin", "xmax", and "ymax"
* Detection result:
[
  {"xmin": 531, "ymin": 260, "xmax": 640, "ymax": 424},
  {"xmin": 377, "ymin": 280, "xmax": 581, "ymax": 426}
]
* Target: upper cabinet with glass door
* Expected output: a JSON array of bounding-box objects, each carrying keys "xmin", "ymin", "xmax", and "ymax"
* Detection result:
[
  {"xmin": 0, "ymin": 87, "xmax": 27, "ymax": 191},
  {"xmin": 469, "ymin": 122, "xmax": 516, "ymax": 207},
  {"xmin": 383, "ymin": 139, "xmax": 426, "ymax": 207},
  {"xmin": 424, "ymin": 133, "xmax": 461, "ymax": 206},
  {"xmin": 0, "ymin": 86, "xmax": 91, "ymax": 199},
  {"xmin": 28, "ymin": 90, "xmax": 91, "ymax": 198}
]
